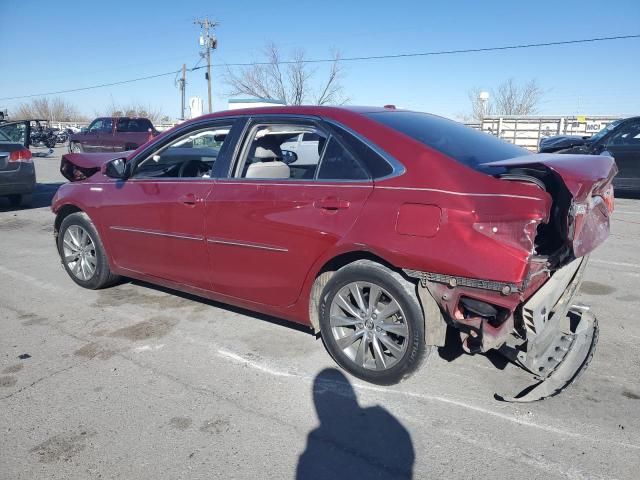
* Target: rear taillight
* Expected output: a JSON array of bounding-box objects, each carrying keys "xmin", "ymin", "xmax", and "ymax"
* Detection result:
[
  {"xmin": 473, "ymin": 219, "xmax": 540, "ymax": 253},
  {"xmin": 600, "ymin": 184, "xmax": 615, "ymax": 214},
  {"xmin": 9, "ymin": 149, "xmax": 32, "ymax": 163}
]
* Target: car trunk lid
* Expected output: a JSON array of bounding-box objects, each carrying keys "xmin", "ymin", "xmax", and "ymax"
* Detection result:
[{"xmin": 483, "ymin": 153, "xmax": 617, "ymax": 259}]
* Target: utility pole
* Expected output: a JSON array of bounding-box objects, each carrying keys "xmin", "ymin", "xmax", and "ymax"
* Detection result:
[
  {"xmin": 194, "ymin": 17, "xmax": 218, "ymax": 113},
  {"xmin": 179, "ymin": 64, "xmax": 186, "ymax": 120}
]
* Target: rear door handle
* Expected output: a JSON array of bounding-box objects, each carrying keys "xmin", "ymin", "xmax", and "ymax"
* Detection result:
[
  {"xmin": 314, "ymin": 196, "xmax": 350, "ymax": 211},
  {"xmin": 178, "ymin": 193, "xmax": 197, "ymax": 206}
]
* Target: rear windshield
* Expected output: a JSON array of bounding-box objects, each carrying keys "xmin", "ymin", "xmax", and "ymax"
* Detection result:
[{"xmin": 365, "ymin": 111, "xmax": 529, "ymax": 170}]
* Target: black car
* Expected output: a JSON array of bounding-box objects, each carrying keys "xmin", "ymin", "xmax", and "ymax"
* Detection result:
[
  {"xmin": 0, "ymin": 121, "xmax": 35, "ymax": 207},
  {"xmin": 539, "ymin": 117, "xmax": 640, "ymax": 192}
]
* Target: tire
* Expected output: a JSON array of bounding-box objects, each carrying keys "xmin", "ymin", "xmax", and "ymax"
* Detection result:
[
  {"xmin": 69, "ymin": 142, "xmax": 83, "ymax": 153},
  {"xmin": 57, "ymin": 212, "xmax": 120, "ymax": 289},
  {"xmin": 319, "ymin": 260, "xmax": 431, "ymax": 385}
]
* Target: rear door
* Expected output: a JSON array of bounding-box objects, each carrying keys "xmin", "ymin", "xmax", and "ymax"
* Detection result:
[
  {"xmin": 603, "ymin": 120, "xmax": 640, "ymax": 190},
  {"xmin": 205, "ymin": 115, "xmax": 374, "ymax": 307},
  {"xmin": 97, "ymin": 119, "xmax": 237, "ymax": 290}
]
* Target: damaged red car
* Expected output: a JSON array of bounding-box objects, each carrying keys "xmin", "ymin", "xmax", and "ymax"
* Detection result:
[{"xmin": 52, "ymin": 106, "xmax": 617, "ymax": 400}]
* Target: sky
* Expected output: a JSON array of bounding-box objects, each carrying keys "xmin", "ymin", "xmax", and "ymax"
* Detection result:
[{"xmin": 1, "ymin": 0, "xmax": 639, "ymax": 120}]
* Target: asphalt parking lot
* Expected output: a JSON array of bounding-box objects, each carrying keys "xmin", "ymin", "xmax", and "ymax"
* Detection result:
[{"xmin": 1, "ymin": 147, "xmax": 639, "ymax": 479}]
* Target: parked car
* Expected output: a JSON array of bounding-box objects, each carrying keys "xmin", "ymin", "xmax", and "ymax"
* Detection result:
[
  {"xmin": 0, "ymin": 121, "xmax": 35, "ymax": 207},
  {"xmin": 68, "ymin": 117, "xmax": 157, "ymax": 153},
  {"xmin": 539, "ymin": 116, "xmax": 640, "ymax": 191},
  {"xmin": 52, "ymin": 106, "xmax": 616, "ymax": 400}
]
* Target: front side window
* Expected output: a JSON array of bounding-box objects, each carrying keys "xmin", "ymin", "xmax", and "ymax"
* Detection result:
[
  {"xmin": 607, "ymin": 123, "xmax": 640, "ymax": 146},
  {"xmin": 132, "ymin": 125, "xmax": 231, "ymax": 179},
  {"xmin": 88, "ymin": 119, "xmax": 105, "ymax": 133}
]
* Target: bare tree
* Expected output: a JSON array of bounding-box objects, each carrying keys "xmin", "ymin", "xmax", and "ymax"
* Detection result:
[
  {"xmin": 14, "ymin": 97, "xmax": 86, "ymax": 122},
  {"xmin": 98, "ymin": 100, "xmax": 165, "ymax": 123},
  {"xmin": 468, "ymin": 79, "xmax": 544, "ymax": 121},
  {"xmin": 223, "ymin": 43, "xmax": 348, "ymax": 105}
]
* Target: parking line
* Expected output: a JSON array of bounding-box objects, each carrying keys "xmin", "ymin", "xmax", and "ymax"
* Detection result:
[
  {"xmin": 591, "ymin": 259, "xmax": 640, "ymax": 269},
  {"xmin": 211, "ymin": 342, "xmax": 640, "ymax": 450}
]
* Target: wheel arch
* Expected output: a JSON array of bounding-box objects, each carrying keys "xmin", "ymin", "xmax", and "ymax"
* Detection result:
[
  {"xmin": 54, "ymin": 204, "xmax": 84, "ymax": 240},
  {"xmin": 305, "ymin": 249, "xmax": 413, "ymax": 333}
]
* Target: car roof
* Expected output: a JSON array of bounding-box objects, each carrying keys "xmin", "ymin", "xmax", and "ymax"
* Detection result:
[{"xmin": 198, "ymin": 105, "xmax": 404, "ymax": 120}]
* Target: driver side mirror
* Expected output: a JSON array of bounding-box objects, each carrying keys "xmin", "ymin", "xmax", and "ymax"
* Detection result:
[
  {"xmin": 101, "ymin": 157, "xmax": 128, "ymax": 179},
  {"xmin": 281, "ymin": 149, "xmax": 298, "ymax": 165}
]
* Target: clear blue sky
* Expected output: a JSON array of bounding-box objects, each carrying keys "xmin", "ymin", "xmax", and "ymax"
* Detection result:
[{"xmin": 1, "ymin": 0, "xmax": 639, "ymax": 120}]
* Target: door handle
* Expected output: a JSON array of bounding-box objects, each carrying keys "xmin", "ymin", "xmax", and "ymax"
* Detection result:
[
  {"xmin": 314, "ymin": 196, "xmax": 350, "ymax": 211},
  {"xmin": 178, "ymin": 193, "xmax": 197, "ymax": 206}
]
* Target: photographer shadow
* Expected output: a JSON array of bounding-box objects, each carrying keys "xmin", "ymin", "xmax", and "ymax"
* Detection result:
[{"xmin": 296, "ymin": 368, "xmax": 414, "ymax": 480}]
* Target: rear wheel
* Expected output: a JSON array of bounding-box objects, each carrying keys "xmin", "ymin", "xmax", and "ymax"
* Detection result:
[
  {"xmin": 319, "ymin": 260, "xmax": 430, "ymax": 385},
  {"xmin": 58, "ymin": 212, "xmax": 119, "ymax": 289}
]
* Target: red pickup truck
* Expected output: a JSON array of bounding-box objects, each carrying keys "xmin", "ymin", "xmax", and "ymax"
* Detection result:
[{"xmin": 69, "ymin": 117, "xmax": 158, "ymax": 153}]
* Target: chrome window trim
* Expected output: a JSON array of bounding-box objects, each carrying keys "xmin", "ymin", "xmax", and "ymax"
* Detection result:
[
  {"xmin": 323, "ymin": 119, "xmax": 406, "ymax": 181},
  {"xmin": 206, "ymin": 237, "xmax": 288, "ymax": 252},
  {"xmin": 110, "ymin": 226, "xmax": 204, "ymax": 241}
]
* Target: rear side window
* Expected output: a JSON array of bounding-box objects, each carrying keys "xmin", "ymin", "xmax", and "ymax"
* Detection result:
[
  {"xmin": 317, "ymin": 137, "xmax": 369, "ymax": 180},
  {"xmin": 366, "ymin": 111, "xmax": 529, "ymax": 171},
  {"xmin": 117, "ymin": 118, "xmax": 152, "ymax": 132}
]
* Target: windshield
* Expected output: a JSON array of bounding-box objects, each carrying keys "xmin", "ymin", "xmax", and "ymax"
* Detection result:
[
  {"xmin": 366, "ymin": 111, "xmax": 529, "ymax": 171},
  {"xmin": 588, "ymin": 119, "xmax": 623, "ymax": 143}
]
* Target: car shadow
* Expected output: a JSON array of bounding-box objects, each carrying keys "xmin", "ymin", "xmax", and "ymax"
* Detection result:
[
  {"xmin": 0, "ymin": 182, "xmax": 64, "ymax": 212},
  {"xmin": 128, "ymin": 279, "xmax": 315, "ymax": 335},
  {"xmin": 296, "ymin": 368, "xmax": 415, "ymax": 479}
]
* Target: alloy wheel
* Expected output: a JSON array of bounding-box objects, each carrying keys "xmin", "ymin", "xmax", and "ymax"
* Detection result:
[
  {"xmin": 62, "ymin": 225, "xmax": 97, "ymax": 281},
  {"xmin": 329, "ymin": 281, "xmax": 409, "ymax": 371}
]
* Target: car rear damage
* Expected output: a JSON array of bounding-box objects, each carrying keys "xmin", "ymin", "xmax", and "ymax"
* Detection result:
[{"xmin": 406, "ymin": 152, "xmax": 617, "ymax": 401}]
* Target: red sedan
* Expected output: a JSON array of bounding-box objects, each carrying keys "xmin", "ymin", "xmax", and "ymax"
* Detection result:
[{"xmin": 52, "ymin": 106, "xmax": 616, "ymax": 399}]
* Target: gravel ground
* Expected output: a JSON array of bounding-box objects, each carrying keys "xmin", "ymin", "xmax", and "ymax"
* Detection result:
[{"xmin": 1, "ymin": 146, "xmax": 639, "ymax": 479}]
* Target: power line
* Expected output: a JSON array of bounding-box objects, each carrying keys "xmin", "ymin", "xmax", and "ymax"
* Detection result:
[
  {"xmin": 2, "ymin": 33, "xmax": 638, "ymax": 101},
  {"xmin": 217, "ymin": 33, "xmax": 640, "ymax": 66},
  {"xmin": 0, "ymin": 70, "xmax": 181, "ymax": 101}
]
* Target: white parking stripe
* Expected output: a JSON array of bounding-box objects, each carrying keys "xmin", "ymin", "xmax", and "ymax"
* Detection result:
[
  {"xmin": 211, "ymin": 342, "xmax": 640, "ymax": 450},
  {"xmin": 591, "ymin": 259, "xmax": 640, "ymax": 269}
]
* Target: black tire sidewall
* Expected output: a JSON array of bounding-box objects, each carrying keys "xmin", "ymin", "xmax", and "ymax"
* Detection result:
[
  {"xmin": 319, "ymin": 263, "xmax": 426, "ymax": 385},
  {"xmin": 58, "ymin": 212, "xmax": 112, "ymax": 289}
]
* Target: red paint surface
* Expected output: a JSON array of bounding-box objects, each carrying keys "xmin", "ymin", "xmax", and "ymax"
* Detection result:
[{"xmin": 52, "ymin": 106, "xmax": 616, "ymax": 327}]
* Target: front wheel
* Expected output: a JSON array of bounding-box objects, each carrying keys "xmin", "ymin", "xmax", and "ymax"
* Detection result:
[
  {"xmin": 319, "ymin": 260, "xmax": 430, "ymax": 385},
  {"xmin": 69, "ymin": 142, "xmax": 83, "ymax": 153},
  {"xmin": 57, "ymin": 212, "xmax": 120, "ymax": 289}
]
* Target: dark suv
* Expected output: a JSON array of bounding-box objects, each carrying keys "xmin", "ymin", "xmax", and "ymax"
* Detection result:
[{"xmin": 69, "ymin": 117, "xmax": 158, "ymax": 153}]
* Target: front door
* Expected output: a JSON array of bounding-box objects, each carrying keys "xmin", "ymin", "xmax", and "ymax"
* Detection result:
[
  {"xmin": 97, "ymin": 120, "xmax": 236, "ymax": 290},
  {"xmin": 206, "ymin": 117, "xmax": 374, "ymax": 307},
  {"xmin": 81, "ymin": 118, "xmax": 112, "ymax": 152}
]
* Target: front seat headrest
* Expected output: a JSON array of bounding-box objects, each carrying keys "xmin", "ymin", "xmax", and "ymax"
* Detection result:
[{"xmin": 252, "ymin": 136, "xmax": 283, "ymax": 160}]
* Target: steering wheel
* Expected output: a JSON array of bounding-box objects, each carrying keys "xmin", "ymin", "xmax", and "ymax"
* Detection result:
[{"xmin": 178, "ymin": 159, "xmax": 210, "ymax": 178}]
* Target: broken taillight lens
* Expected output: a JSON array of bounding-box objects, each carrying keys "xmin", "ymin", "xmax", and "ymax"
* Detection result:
[
  {"xmin": 473, "ymin": 219, "xmax": 540, "ymax": 253},
  {"xmin": 599, "ymin": 183, "xmax": 614, "ymax": 214},
  {"xmin": 9, "ymin": 148, "xmax": 32, "ymax": 163}
]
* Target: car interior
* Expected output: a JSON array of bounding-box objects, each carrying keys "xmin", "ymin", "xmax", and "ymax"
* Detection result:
[{"xmin": 132, "ymin": 128, "xmax": 229, "ymax": 178}]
